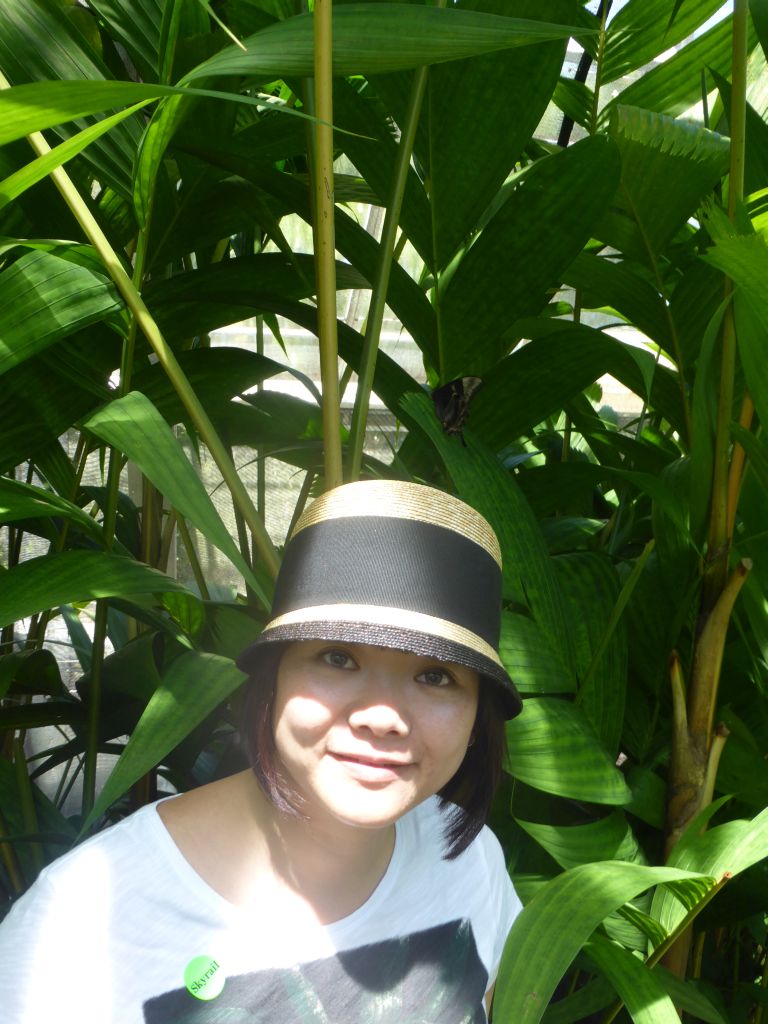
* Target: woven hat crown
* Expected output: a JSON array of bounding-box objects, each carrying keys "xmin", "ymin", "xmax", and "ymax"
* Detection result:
[{"xmin": 237, "ymin": 480, "xmax": 521, "ymax": 718}]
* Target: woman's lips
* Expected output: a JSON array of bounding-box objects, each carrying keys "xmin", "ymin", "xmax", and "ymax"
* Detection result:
[{"xmin": 329, "ymin": 752, "xmax": 414, "ymax": 781}]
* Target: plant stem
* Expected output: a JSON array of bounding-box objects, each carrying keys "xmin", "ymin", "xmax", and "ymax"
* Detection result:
[
  {"xmin": 256, "ymin": 315, "xmax": 267, "ymax": 525},
  {"xmin": 692, "ymin": 931, "xmax": 706, "ymax": 979},
  {"xmin": 227, "ymin": 446, "xmax": 256, "ymax": 603},
  {"xmin": 141, "ymin": 478, "xmax": 161, "ymax": 567},
  {"xmin": 669, "ymin": 647, "xmax": 688, "ymax": 759},
  {"xmin": 662, "ymin": 12, "xmax": 749, "ymax": 986},
  {"xmin": 24, "ymin": 434, "xmax": 91, "ymax": 653},
  {"xmin": 53, "ymin": 757, "xmax": 75, "ymax": 809},
  {"xmin": 175, "ymin": 513, "xmax": 210, "ymax": 600},
  {"xmin": 312, "ymin": 0, "xmax": 343, "ymax": 490},
  {"xmin": 346, "ymin": 49, "xmax": 433, "ymax": 480},
  {"xmin": 13, "ymin": 737, "xmax": 42, "ymax": 876},
  {"xmin": 726, "ymin": 394, "xmax": 755, "ymax": 536},
  {"xmin": 689, "ymin": 559, "xmax": 751, "ymax": 739},
  {"xmin": 756, "ymin": 946, "xmax": 768, "ymax": 1024},
  {"xmin": 82, "ymin": 598, "xmax": 108, "ymax": 820},
  {"xmin": 705, "ymin": 0, "xmax": 747, "ymax": 599},
  {"xmin": 287, "ymin": 470, "xmax": 316, "ymax": 538},
  {"xmin": 158, "ymin": 505, "xmax": 177, "ymax": 574},
  {"xmin": 0, "ymin": 809, "xmax": 24, "ymax": 895},
  {"xmin": 587, "ymin": 0, "xmax": 611, "ymax": 136},
  {"xmin": 2, "ymin": 77, "xmax": 280, "ymax": 579}
]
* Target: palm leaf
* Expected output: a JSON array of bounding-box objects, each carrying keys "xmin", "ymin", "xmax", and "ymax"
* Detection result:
[
  {"xmin": 505, "ymin": 698, "xmax": 630, "ymax": 804},
  {"xmin": 80, "ymin": 651, "xmax": 244, "ymax": 832},
  {"xmin": 84, "ymin": 392, "xmax": 270, "ymax": 604},
  {"xmin": 494, "ymin": 863, "xmax": 712, "ymax": 1024},
  {"xmin": 596, "ymin": 106, "xmax": 730, "ymax": 263},
  {"xmin": 0, "ymin": 250, "xmax": 121, "ymax": 374},
  {"xmin": 438, "ymin": 135, "xmax": 621, "ymax": 376},
  {"xmin": 0, "ymin": 551, "xmax": 189, "ymax": 627},
  {"xmin": 601, "ymin": 0, "xmax": 725, "ymax": 84}
]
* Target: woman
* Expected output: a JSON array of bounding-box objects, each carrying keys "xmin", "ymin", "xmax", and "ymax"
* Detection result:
[{"xmin": 0, "ymin": 479, "xmax": 523, "ymax": 1023}]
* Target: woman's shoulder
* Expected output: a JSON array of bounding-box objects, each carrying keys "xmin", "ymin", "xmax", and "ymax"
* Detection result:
[
  {"xmin": 0, "ymin": 799, "xmax": 167, "ymax": 946},
  {"xmin": 43, "ymin": 799, "xmax": 165, "ymax": 885}
]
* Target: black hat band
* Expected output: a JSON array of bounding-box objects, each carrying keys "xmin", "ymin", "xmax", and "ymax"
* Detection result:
[{"xmin": 268, "ymin": 515, "xmax": 502, "ymax": 652}]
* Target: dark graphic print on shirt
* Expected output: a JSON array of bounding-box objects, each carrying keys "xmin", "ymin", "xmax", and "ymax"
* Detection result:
[{"xmin": 143, "ymin": 919, "xmax": 488, "ymax": 1023}]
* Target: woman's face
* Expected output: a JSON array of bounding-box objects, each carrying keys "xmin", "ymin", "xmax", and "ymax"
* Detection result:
[{"xmin": 271, "ymin": 640, "xmax": 479, "ymax": 835}]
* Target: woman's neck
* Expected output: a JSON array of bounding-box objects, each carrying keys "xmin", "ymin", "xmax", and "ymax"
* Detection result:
[
  {"xmin": 158, "ymin": 771, "xmax": 397, "ymax": 924},
  {"xmin": 260, "ymin": 788, "xmax": 397, "ymax": 923}
]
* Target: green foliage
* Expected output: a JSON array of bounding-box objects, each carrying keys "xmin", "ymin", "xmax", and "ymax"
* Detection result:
[{"xmin": 1, "ymin": 0, "xmax": 767, "ymax": 1020}]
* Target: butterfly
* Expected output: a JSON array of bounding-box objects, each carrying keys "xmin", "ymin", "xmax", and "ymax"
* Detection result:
[{"xmin": 431, "ymin": 376, "xmax": 483, "ymax": 446}]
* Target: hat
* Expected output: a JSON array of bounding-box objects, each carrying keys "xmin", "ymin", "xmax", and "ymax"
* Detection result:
[{"xmin": 237, "ymin": 480, "xmax": 522, "ymax": 719}]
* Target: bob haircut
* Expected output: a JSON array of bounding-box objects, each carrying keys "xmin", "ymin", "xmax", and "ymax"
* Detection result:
[{"xmin": 241, "ymin": 642, "xmax": 508, "ymax": 860}]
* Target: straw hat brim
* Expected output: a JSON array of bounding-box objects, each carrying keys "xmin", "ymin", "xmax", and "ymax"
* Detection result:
[{"xmin": 237, "ymin": 618, "xmax": 522, "ymax": 719}]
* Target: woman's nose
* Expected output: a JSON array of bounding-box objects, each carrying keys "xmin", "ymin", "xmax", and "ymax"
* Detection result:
[{"xmin": 347, "ymin": 695, "xmax": 410, "ymax": 736}]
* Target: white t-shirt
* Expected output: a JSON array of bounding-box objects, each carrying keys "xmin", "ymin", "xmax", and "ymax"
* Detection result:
[{"xmin": 0, "ymin": 795, "xmax": 520, "ymax": 1023}]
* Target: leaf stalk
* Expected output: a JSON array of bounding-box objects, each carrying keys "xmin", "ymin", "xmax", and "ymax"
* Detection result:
[
  {"xmin": 312, "ymin": 0, "xmax": 343, "ymax": 490},
  {"xmin": 346, "ymin": 1, "xmax": 443, "ymax": 480}
]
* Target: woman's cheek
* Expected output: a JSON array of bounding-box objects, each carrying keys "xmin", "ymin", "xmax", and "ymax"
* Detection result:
[{"xmin": 278, "ymin": 694, "xmax": 337, "ymax": 739}]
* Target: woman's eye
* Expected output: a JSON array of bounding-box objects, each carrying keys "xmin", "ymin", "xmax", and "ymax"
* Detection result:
[
  {"xmin": 322, "ymin": 648, "xmax": 356, "ymax": 669},
  {"xmin": 417, "ymin": 667, "xmax": 453, "ymax": 688}
]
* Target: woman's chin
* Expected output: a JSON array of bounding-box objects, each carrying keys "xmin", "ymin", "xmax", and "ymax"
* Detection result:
[{"xmin": 306, "ymin": 779, "xmax": 419, "ymax": 834}]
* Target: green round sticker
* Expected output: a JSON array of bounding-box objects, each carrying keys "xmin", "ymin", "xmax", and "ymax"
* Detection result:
[{"xmin": 184, "ymin": 955, "xmax": 225, "ymax": 1001}]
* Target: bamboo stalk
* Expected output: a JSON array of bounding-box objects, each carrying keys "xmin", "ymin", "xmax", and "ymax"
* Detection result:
[
  {"xmin": 0, "ymin": 70, "xmax": 280, "ymax": 580},
  {"xmin": 346, "ymin": 43, "xmax": 435, "ymax": 479},
  {"xmin": 312, "ymin": 0, "xmax": 343, "ymax": 490}
]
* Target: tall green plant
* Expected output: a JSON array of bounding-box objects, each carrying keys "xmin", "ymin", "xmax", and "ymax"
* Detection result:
[
  {"xmin": 2, "ymin": 1, "xmax": 768, "ymax": 1020},
  {"xmin": 0, "ymin": 0, "xmax": 580, "ymax": 905}
]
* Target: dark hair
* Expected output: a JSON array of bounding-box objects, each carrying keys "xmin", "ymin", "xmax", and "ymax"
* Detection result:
[{"xmin": 241, "ymin": 643, "xmax": 508, "ymax": 860}]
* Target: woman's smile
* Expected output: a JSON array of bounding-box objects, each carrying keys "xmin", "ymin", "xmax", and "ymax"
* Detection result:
[{"xmin": 327, "ymin": 750, "xmax": 417, "ymax": 784}]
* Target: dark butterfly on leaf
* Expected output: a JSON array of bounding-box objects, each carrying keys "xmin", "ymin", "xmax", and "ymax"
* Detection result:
[{"xmin": 431, "ymin": 376, "xmax": 483, "ymax": 446}]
